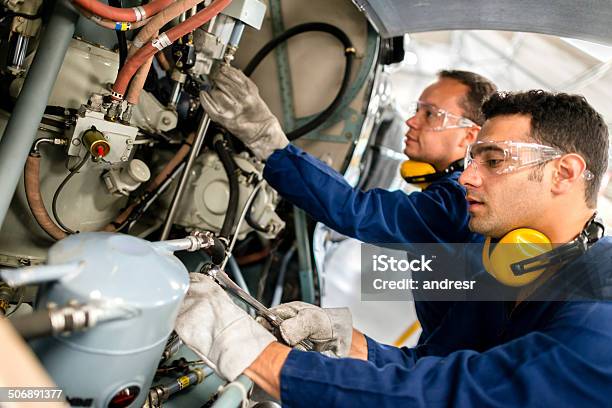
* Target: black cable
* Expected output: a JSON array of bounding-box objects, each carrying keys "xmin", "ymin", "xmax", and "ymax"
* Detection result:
[
  {"xmin": 108, "ymin": 0, "xmax": 128, "ymax": 69},
  {"xmin": 52, "ymin": 154, "xmax": 90, "ymax": 234},
  {"xmin": 245, "ymin": 188, "xmax": 269, "ymax": 233},
  {"xmin": 214, "ymin": 137, "xmax": 240, "ymax": 240},
  {"xmin": 243, "ymin": 22, "xmax": 355, "ymax": 141}
]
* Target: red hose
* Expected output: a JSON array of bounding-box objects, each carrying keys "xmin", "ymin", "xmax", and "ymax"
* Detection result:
[
  {"xmin": 112, "ymin": 0, "xmax": 231, "ymax": 97},
  {"xmin": 71, "ymin": 0, "xmax": 173, "ymax": 23}
]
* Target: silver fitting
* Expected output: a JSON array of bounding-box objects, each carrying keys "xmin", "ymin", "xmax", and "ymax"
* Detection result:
[
  {"xmin": 121, "ymin": 103, "xmax": 134, "ymax": 123},
  {"xmin": 48, "ymin": 303, "xmax": 98, "ymax": 334},
  {"xmin": 105, "ymin": 100, "xmax": 123, "ymax": 122},
  {"xmin": 190, "ymin": 230, "xmax": 215, "ymax": 250}
]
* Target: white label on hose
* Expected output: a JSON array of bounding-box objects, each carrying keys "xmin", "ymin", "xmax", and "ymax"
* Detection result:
[
  {"xmin": 133, "ymin": 6, "xmax": 146, "ymax": 21},
  {"xmin": 152, "ymin": 33, "xmax": 172, "ymax": 51}
]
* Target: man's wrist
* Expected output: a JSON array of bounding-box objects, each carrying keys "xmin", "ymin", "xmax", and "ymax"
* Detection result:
[
  {"xmin": 244, "ymin": 342, "xmax": 291, "ymax": 400},
  {"xmin": 349, "ymin": 329, "xmax": 368, "ymax": 360}
]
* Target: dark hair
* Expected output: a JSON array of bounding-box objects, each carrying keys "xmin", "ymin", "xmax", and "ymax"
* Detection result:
[
  {"xmin": 482, "ymin": 90, "xmax": 609, "ymax": 208},
  {"xmin": 438, "ymin": 70, "xmax": 497, "ymax": 126}
]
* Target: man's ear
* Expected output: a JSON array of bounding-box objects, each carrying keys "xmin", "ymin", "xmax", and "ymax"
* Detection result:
[
  {"xmin": 458, "ymin": 125, "xmax": 480, "ymax": 148},
  {"xmin": 551, "ymin": 154, "xmax": 588, "ymax": 194}
]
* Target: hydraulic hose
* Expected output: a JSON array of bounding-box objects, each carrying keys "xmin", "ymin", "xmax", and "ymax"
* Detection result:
[
  {"xmin": 71, "ymin": 0, "xmax": 173, "ymax": 23},
  {"xmin": 112, "ymin": 0, "xmax": 230, "ymax": 98},
  {"xmin": 245, "ymin": 189, "xmax": 268, "ymax": 233},
  {"xmin": 214, "ymin": 136, "xmax": 239, "ymax": 241},
  {"xmin": 24, "ymin": 154, "xmax": 68, "ymax": 240},
  {"xmin": 131, "ymin": 0, "xmax": 207, "ymax": 51},
  {"xmin": 156, "ymin": 51, "xmax": 172, "ymax": 72},
  {"xmin": 126, "ymin": 42, "xmax": 156, "ymax": 105},
  {"xmin": 204, "ymin": 236, "xmax": 226, "ymax": 265},
  {"xmin": 108, "ymin": 0, "xmax": 128, "ymax": 68},
  {"xmin": 243, "ymin": 22, "xmax": 355, "ymax": 140},
  {"xmin": 74, "ymin": 4, "xmax": 151, "ymax": 30}
]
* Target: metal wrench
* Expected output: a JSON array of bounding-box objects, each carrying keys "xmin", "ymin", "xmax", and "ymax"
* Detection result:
[{"xmin": 204, "ymin": 265, "xmax": 314, "ymax": 351}]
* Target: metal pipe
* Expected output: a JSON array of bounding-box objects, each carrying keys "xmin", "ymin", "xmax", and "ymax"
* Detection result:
[
  {"xmin": 144, "ymin": 369, "xmax": 205, "ymax": 407},
  {"xmin": 211, "ymin": 374, "xmax": 253, "ymax": 408},
  {"xmin": 9, "ymin": 35, "xmax": 29, "ymax": 72},
  {"xmin": 169, "ymin": 81, "xmax": 183, "ymax": 108},
  {"xmin": 0, "ymin": 261, "xmax": 83, "ymax": 286},
  {"xmin": 294, "ymin": 207, "xmax": 315, "ymax": 304},
  {"xmin": 220, "ymin": 181, "xmax": 265, "ymax": 270},
  {"xmin": 271, "ymin": 245, "xmax": 296, "ymax": 306},
  {"xmin": 229, "ymin": 21, "xmax": 245, "ymax": 47},
  {"xmin": 227, "ymin": 255, "xmax": 250, "ymax": 295},
  {"xmin": 0, "ymin": 0, "xmax": 79, "ymax": 227},
  {"xmin": 160, "ymin": 113, "xmax": 211, "ymax": 239}
]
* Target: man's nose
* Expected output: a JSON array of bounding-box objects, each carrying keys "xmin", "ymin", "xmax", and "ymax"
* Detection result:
[
  {"xmin": 459, "ymin": 161, "xmax": 482, "ymax": 188},
  {"xmin": 405, "ymin": 112, "xmax": 421, "ymax": 130}
]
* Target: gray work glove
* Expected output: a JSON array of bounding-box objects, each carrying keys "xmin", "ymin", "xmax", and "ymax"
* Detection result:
[
  {"xmin": 175, "ymin": 273, "xmax": 276, "ymax": 381},
  {"xmin": 200, "ymin": 64, "xmax": 289, "ymax": 161},
  {"xmin": 259, "ymin": 301, "xmax": 353, "ymax": 358}
]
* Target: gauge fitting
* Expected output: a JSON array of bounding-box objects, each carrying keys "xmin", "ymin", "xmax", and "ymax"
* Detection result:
[{"xmin": 83, "ymin": 127, "xmax": 110, "ymax": 158}]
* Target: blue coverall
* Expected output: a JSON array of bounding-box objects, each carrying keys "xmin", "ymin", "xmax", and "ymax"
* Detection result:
[
  {"xmin": 263, "ymin": 145, "xmax": 484, "ymax": 338},
  {"xmin": 279, "ymin": 237, "xmax": 612, "ymax": 407}
]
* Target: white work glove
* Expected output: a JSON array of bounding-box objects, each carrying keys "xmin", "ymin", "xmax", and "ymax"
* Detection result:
[
  {"xmin": 175, "ymin": 273, "xmax": 276, "ymax": 381},
  {"xmin": 200, "ymin": 64, "xmax": 289, "ymax": 161},
  {"xmin": 259, "ymin": 301, "xmax": 353, "ymax": 358}
]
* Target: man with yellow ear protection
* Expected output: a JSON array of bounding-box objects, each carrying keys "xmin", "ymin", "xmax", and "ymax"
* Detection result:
[
  {"xmin": 178, "ymin": 90, "xmax": 612, "ymax": 406},
  {"xmin": 200, "ymin": 65, "xmax": 497, "ymax": 341}
]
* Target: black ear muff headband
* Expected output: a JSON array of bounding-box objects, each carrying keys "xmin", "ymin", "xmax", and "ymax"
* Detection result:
[{"xmin": 483, "ymin": 213, "xmax": 604, "ymax": 287}]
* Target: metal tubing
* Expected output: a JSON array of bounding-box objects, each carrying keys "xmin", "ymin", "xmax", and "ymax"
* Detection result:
[
  {"xmin": 227, "ymin": 255, "xmax": 250, "ymax": 295},
  {"xmin": 272, "ymin": 245, "xmax": 296, "ymax": 306},
  {"xmin": 211, "ymin": 374, "xmax": 253, "ymax": 408},
  {"xmin": 0, "ymin": 261, "xmax": 83, "ymax": 286},
  {"xmin": 293, "ymin": 207, "xmax": 315, "ymax": 304},
  {"xmin": 0, "ymin": 0, "xmax": 79, "ymax": 227},
  {"xmin": 228, "ymin": 21, "xmax": 245, "ymax": 47},
  {"xmin": 169, "ymin": 81, "xmax": 182, "ymax": 108},
  {"xmin": 160, "ymin": 113, "xmax": 211, "ymax": 239},
  {"xmin": 10, "ymin": 35, "xmax": 29, "ymax": 70},
  {"xmin": 152, "ymin": 237, "xmax": 201, "ymax": 253}
]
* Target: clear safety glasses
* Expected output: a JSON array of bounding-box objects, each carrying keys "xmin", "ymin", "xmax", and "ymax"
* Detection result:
[
  {"xmin": 409, "ymin": 101, "xmax": 478, "ymax": 131},
  {"xmin": 465, "ymin": 140, "xmax": 595, "ymax": 180}
]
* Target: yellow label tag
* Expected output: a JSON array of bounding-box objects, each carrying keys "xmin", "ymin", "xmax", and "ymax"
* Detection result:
[{"xmin": 177, "ymin": 376, "xmax": 190, "ymax": 389}]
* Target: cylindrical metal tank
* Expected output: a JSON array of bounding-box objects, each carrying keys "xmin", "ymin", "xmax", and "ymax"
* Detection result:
[{"xmin": 30, "ymin": 232, "xmax": 189, "ymax": 408}]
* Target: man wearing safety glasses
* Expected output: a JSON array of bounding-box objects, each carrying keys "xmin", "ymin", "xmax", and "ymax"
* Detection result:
[
  {"xmin": 199, "ymin": 65, "xmax": 497, "ymax": 341},
  {"xmin": 177, "ymin": 90, "xmax": 612, "ymax": 406}
]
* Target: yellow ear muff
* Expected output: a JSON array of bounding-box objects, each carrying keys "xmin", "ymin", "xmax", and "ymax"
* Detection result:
[
  {"xmin": 483, "ymin": 229, "xmax": 553, "ymax": 287},
  {"xmin": 400, "ymin": 160, "xmax": 437, "ymax": 189}
]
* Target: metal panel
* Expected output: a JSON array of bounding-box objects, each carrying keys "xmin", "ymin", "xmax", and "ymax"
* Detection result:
[{"xmin": 353, "ymin": 0, "xmax": 612, "ymax": 43}]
